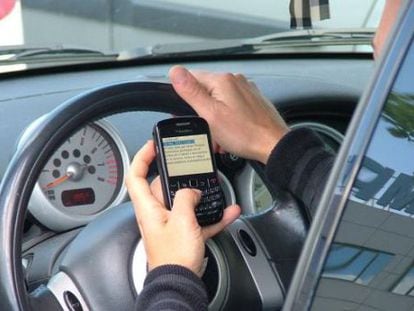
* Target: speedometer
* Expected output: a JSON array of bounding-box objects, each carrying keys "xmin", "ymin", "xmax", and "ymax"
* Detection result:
[
  {"xmin": 27, "ymin": 120, "xmax": 129, "ymax": 231},
  {"xmin": 38, "ymin": 123, "xmax": 122, "ymax": 210}
]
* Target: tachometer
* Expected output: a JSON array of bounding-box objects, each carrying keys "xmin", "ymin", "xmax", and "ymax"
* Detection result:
[{"xmin": 27, "ymin": 120, "xmax": 129, "ymax": 231}]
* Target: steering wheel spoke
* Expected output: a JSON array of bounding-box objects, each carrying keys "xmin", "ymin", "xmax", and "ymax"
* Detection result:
[
  {"xmin": 46, "ymin": 273, "xmax": 89, "ymax": 311},
  {"xmin": 29, "ymin": 284, "xmax": 63, "ymax": 311}
]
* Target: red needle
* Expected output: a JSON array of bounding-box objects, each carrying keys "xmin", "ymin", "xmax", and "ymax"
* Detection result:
[{"xmin": 43, "ymin": 174, "xmax": 71, "ymax": 190}]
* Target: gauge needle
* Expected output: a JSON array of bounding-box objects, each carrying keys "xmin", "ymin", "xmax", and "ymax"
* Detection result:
[{"xmin": 43, "ymin": 173, "xmax": 72, "ymax": 190}]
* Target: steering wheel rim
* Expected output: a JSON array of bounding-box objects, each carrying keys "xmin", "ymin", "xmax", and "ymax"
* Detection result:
[{"xmin": 0, "ymin": 82, "xmax": 196, "ymax": 310}]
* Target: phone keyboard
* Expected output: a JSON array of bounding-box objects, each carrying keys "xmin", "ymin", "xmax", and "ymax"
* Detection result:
[{"xmin": 169, "ymin": 177, "xmax": 224, "ymax": 226}]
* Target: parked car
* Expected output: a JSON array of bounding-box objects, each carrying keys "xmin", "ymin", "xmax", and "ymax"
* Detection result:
[{"xmin": 1, "ymin": 0, "xmax": 413, "ymax": 310}]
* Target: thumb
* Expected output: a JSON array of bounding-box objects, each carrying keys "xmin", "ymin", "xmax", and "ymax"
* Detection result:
[
  {"xmin": 202, "ymin": 204, "xmax": 241, "ymax": 240},
  {"xmin": 171, "ymin": 188, "xmax": 201, "ymax": 220},
  {"xmin": 169, "ymin": 65, "xmax": 214, "ymax": 116}
]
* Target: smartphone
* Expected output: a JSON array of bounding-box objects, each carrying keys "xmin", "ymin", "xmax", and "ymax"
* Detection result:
[{"xmin": 153, "ymin": 116, "xmax": 224, "ymax": 226}]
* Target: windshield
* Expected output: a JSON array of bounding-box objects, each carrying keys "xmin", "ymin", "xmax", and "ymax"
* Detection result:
[{"xmin": 0, "ymin": 0, "xmax": 385, "ymax": 71}]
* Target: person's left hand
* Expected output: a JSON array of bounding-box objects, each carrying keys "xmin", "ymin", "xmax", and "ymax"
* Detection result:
[{"xmin": 126, "ymin": 141, "xmax": 241, "ymax": 277}]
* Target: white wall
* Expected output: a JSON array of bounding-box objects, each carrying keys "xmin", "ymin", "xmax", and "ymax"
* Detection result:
[{"xmin": 0, "ymin": 0, "xmax": 24, "ymax": 46}]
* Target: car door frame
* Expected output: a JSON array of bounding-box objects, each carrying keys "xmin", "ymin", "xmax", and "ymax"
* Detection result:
[{"xmin": 282, "ymin": 1, "xmax": 414, "ymax": 310}]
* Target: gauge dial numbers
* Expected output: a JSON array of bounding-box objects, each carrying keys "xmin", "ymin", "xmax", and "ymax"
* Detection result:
[{"xmin": 29, "ymin": 120, "xmax": 130, "ymax": 231}]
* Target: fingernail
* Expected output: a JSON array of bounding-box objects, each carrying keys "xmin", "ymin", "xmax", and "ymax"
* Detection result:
[{"xmin": 171, "ymin": 67, "xmax": 188, "ymax": 86}]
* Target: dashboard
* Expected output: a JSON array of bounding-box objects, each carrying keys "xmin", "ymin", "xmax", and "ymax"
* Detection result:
[{"xmin": 0, "ymin": 56, "xmax": 373, "ymax": 292}]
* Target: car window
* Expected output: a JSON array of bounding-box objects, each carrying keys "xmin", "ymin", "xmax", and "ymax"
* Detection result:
[
  {"xmin": 0, "ymin": 0, "xmax": 384, "ymax": 49},
  {"xmin": 0, "ymin": 1, "xmax": 384, "ymax": 73},
  {"xmin": 309, "ymin": 40, "xmax": 414, "ymax": 310}
]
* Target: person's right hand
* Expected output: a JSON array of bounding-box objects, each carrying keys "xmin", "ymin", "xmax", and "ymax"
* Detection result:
[{"xmin": 169, "ymin": 66, "xmax": 289, "ymax": 164}]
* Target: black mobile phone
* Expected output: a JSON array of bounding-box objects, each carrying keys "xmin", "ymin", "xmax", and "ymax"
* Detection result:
[{"xmin": 153, "ymin": 116, "xmax": 224, "ymax": 226}]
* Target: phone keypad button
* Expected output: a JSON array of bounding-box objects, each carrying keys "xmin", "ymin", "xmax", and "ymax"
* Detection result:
[
  {"xmin": 170, "ymin": 182, "xmax": 180, "ymax": 191},
  {"xmin": 189, "ymin": 179, "xmax": 198, "ymax": 187},
  {"xmin": 207, "ymin": 177, "xmax": 218, "ymax": 187}
]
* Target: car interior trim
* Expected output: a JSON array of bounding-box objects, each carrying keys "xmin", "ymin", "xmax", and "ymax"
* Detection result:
[
  {"xmin": 227, "ymin": 219, "xmax": 284, "ymax": 309},
  {"xmin": 0, "ymin": 52, "xmax": 373, "ymax": 83},
  {"xmin": 47, "ymin": 271, "xmax": 89, "ymax": 311}
]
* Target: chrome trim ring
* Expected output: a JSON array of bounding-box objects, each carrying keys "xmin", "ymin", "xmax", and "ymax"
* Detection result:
[{"xmin": 23, "ymin": 118, "xmax": 130, "ymax": 231}]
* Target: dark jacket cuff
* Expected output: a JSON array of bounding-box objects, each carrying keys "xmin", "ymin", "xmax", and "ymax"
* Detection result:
[
  {"xmin": 137, "ymin": 264, "xmax": 208, "ymax": 311},
  {"xmin": 144, "ymin": 264, "xmax": 205, "ymax": 288},
  {"xmin": 265, "ymin": 127, "xmax": 326, "ymax": 191}
]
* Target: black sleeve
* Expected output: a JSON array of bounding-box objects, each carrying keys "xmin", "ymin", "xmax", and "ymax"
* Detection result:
[
  {"xmin": 265, "ymin": 128, "xmax": 335, "ymax": 217},
  {"xmin": 135, "ymin": 265, "xmax": 208, "ymax": 311}
]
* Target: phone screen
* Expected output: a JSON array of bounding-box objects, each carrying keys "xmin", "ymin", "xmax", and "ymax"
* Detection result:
[{"xmin": 162, "ymin": 134, "xmax": 214, "ymax": 177}]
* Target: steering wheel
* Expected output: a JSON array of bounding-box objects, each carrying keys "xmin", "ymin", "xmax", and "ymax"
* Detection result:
[{"xmin": 0, "ymin": 81, "xmax": 308, "ymax": 310}]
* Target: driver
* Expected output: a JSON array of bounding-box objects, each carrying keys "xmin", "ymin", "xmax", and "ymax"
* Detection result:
[{"xmin": 126, "ymin": 1, "xmax": 403, "ymax": 310}]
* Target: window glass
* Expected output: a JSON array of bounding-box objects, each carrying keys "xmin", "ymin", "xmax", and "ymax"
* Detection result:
[
  {"xmin": 392, "ymin": 266, "xmax": 414, "ymax": 296},
  {"xmin": 0, "ymin": 0, "xmax": 385, "ymax": 50},
  {"xmin": 310, "ymin": 40, "xmax": 414, "ymax": 310},
  {"xmin": 0, "ymin": 1, "xmax": 385, "ymax": 74},
  {"xmin": 322, "ymin": 243, "xmax": 393, "ymax": 285}
]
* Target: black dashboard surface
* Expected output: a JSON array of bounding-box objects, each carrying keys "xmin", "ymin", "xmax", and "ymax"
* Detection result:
[{"xmin": 0, "ymin": 57, "xmax": 373, "ymax": 181}]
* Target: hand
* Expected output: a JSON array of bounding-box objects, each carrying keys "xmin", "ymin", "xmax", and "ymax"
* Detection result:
[
  {"xmin": 169, "ymin": 66, "xmax": 289, "ymax": 164},
  {"xmin": 126, "ymin": 141, "xmax": 241, "ymax": 277}
]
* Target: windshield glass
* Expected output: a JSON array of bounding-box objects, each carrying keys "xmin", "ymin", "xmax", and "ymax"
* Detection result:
[{"xmin": 0, "ymin": 0, "xmax": 385, "ymax": 71}]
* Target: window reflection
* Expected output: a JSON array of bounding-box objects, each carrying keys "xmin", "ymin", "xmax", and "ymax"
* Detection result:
[
  {"xmin": 357, "ymin": 251, "xmax": 394, "ymax": 285},
  {"xmin": 322, "ymin": 244, "xmax": 393, "ymax": 285},
  {"xmin": 383, "ymin": 93, "xmax": 414, "ymax": 143},
  {"xmin": 393, "ymin": 266, "xmax": 414, "ymax": 296},
  {"xmin": 351, "ymin": 92, "xmax": 414, "ymax": 218}
]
